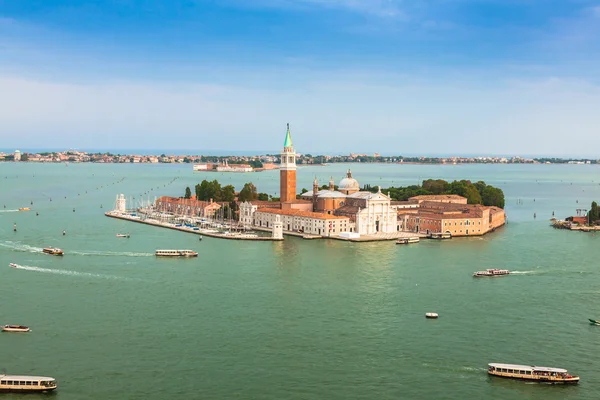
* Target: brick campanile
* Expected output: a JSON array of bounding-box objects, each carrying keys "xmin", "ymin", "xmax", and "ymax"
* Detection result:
[{"xmin": 279, "ymin": 123, "xmax": 297, "ymax": 203}]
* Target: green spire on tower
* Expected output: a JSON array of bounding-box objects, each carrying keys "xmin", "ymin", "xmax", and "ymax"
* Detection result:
[{"xmin": 283, "ymin": 123, "xmax": 293, "ymax": 148}]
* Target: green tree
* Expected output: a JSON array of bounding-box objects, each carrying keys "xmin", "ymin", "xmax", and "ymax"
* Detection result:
[
  {"xmin": 422, "ymin": 179, "xmax": 449, "ymax": 194},
  {"xmin": 238, "ymin": 183, "xmax": 258, "ymax": 202},
  {"xmin": 589, "ymin": 201, "xmax": 600, "ymax": 225},
  {"xmin": 184, "ymin": 187, "xmax": 192, "ymax": 199},
  {"xmin": 249, "ymin": 159, "xmax": 263, "ymax": 169},
  {"xmin": 221, "ymin": 185, "xmax": 236, "ymax": 202},
  {"xmin": 449, "ymin": 180, "xmax": 482, "ymax": 204},
  {"xmin": 258, "ymin": 193, "xmax": 269, "ymax": 201},
  {"xmin": 195, "ymin": 179, "xmax": 222, "ymax": 201},
  {"xmin": 481, "ymin": 186, "xmax": 505, "ymax": 208}
]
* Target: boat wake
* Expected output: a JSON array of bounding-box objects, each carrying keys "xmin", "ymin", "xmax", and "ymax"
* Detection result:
[
  {"xmin": 510, "ymin": 270, "xmax": 544, "ymax": 275},
  {"xmin": 0, "ymin": 241, "xmax": 44, "ymax": 253},
  {"xmin": 10, "ymin": 264, "xmax": 129, "ymax": 280},
  {"xmin": 69, "ymin": 250, "xmax": 153, "ymax": 257},
  {"xmin": 0, "ymin": 209, "xmax": 19, "ymax": 213}
]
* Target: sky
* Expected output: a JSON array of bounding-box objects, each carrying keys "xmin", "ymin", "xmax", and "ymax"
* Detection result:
[{"xmin": 1, "ymin": 0, "xmax": 599, "ymax": 156}]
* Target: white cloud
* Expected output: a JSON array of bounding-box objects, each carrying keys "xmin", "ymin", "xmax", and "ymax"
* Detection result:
[{"xmin": 1, "ymin": 72, "xmax": 599, "ymax": 156}]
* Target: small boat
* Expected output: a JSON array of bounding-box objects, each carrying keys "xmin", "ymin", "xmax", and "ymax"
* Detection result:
[
  {"xmin": 425, "ymin": 312, "xmax": 439, "ymax": 319},
  {"xmin": 42, "ymin": 247, "xmax": 64, "ymax": 256},
  {"xmin": 155, "ymin": 250, "xmax": 198, "ymax": 257},
  {"xmin": 589, "ymin": 319, "xmax": 600, "ymax": 325},
  {"xmin": 2, "ymin": 325, "xmax": 30, "ymax": 333},
  {"xmin": 488, "ymin": 363, "xmax": 579, "ymax": 384},
  {"xmin": 9, "ymin": 263, "xmax": 19, "ymax": 268},
  {"xmin": 396, "ymin": 237, "xmax": 420, "ymax": 245},
  {"xmin": 18, "ymin": 207, "xmax": 30, "ymax": 211},
  {"xmin": 116, "ymin": 233, "xmax": 130, "ymax": 238},
  {"xmin": 0, "ymin": 374, "xmax": 57, "ymax": 392},
  {"xmin": 473, "ymin": 268, "xmax": 509, "ymax": 277}
]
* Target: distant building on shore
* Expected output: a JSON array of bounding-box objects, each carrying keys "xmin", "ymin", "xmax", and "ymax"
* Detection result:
[
  {"xmin": 216, "ymin": 160, "xmax": 253, "ymax": 172},
  {"xmin": 193, "ymin": 163, "xmax": 210, "ymax": 171},
  {"xmin": 14, "ymin": 150, "xmax": 21, "ymax": 161}
]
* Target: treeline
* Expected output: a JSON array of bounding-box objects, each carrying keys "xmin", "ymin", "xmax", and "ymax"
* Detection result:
[
  {"xmin": 183, "ymin": 180, "xmax": 271, "ymax": 203},
  {"xmin": 366, "ymin": 179, "xmax": 505, "ymax": 208},
  {"xmin": 588, "ymin": 202, "xmax": 600, "ymax": 224}
]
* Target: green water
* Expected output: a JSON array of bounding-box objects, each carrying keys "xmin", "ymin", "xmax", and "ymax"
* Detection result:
[{"xmin": 1, "ymin": 163, "xmax": 599, "ymax": 399}]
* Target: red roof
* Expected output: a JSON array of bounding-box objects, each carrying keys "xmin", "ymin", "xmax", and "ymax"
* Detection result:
[{"xmin": 256, "ymin": 208, "xmax": 348, "ymax": 220}]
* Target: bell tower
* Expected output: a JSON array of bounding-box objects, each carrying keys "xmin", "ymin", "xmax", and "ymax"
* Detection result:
[{"xmin": 280, "ymin": 123, "xmax": 297, "ymax": 203}]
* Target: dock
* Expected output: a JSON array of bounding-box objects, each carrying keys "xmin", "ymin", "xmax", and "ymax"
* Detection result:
[{"xmin": 105, "ymin": 211, "xmax": 283, "ymax": 241}]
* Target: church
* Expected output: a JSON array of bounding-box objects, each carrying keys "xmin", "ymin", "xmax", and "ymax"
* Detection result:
[{"xmin": 239, "ymin": 125, "xmax": 399, "ymax": 237}]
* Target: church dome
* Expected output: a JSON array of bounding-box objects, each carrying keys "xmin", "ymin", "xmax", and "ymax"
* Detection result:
[{"xmin": 339, "ymin": 169, "xmax": 359, "ymax": 190}]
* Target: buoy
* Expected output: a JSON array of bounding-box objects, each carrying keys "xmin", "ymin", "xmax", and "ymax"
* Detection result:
[
  {"xmin": 63, "ymin": 230, "xmax": 66, "ymax": 236},
  {"xmin": 36, "ymin": 212, "xmax": 39, "ymax": 216},
  {"xmin": 425, "ymin": 313, "xmax": 439, "ymax": 319},
  {"xmin": 73, "ymin": 208, "xmax": 75, "ymax": 212},
  {"xmin": 13, "ymin": 223, "xmax": 17, "ymax": 232}
]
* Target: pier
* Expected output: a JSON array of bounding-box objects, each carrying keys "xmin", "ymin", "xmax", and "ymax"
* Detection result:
[{"xmin": 105, "ymin": 211, "xmax": 283, "ymax": 241}]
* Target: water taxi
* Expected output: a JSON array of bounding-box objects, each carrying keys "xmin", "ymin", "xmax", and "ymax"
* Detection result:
[
  {"xmin": 116, "ymin": 233, "xmax": 130, "ymax": 238},
  {"xmin": 42, "ymin": 247, "xmax": 64, "ymax": 256},
  {"xmin": 589, "ymin": 318, "xmax": 600, "ymax": 325},
  {"xmin": 2, "ymin": 325, "xmax": 30, "ymax": 333},
  {"xmin": 425, "ymin": 312, "xmax": 439, "ymax": 319},
  {"xmin": 488, "ymin": 363, "xmax": 579, "ymax": 384},
  {"xmin": 396, "ymin": 237, "xmax": 420, "ymax": 245},
  {"xmin": 473, "ymin": 268, "xmax": 509, "ymax": 277},
  {"xmin": 155, "ymin": 250, "xmax": 198, "ymax": 257},
  {"xmin": 9, "ymin": 263, "xmax": 19, "ymax": 268},
  {"xmin": 18, "ymin": 207, "xmax": 31, "ymax": 211},
  {"xmin": 0, "ymin": 374, "xmax": 57, "ymax": 392}
]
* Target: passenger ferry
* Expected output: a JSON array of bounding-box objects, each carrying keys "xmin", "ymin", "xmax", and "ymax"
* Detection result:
[
  {"xmin": 155, "ymin": 249, "xmax": 198, "ymax": 257},
  {"xmin": 488, "ymin": 363, "xmax": 579, "ymax": 384},
  {"xmin": 42, "ymin": 247, "xmax": 64, "ymax": 256},
  {"xmin": 396, "ymin": 237, "xmax": 420, "ymax": 245},
  {"xmin": 0, "ymin": 374, "xmax": 57, "ymax": 392},
  {"xmin": 473, "ymin": 268, "xmax": 509, "ymax": 277}
]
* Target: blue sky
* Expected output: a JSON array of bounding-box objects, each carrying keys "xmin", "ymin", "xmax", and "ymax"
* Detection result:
[{"xmin": 1, "ymin": 0, "xmax": 599, "ymax": 156}]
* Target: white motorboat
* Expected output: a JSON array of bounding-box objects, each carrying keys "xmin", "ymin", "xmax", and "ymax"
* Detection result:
[
  {"xmin": 2, "ymin": 325, "xmax": 30, "ymax": 333},
  {"xmin": 116, "ymin": 233, "xmax": 130, "ymax": 238},
  {"xmin": 425, "ymin": 313, "xmax": 439, "ymax": 319},
  {"xmin": 9, "ymin": 263, "xmax": 19, "ymax": 268}
]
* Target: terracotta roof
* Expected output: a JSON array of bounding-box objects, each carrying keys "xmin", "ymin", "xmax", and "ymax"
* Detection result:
[
  {"xmin": 391, "ymin": 200, "xmax": 419, "ymax": 205},
  {"xmin": 409, "ymin": 195, "xmax": 467, "ymax": 201},
  {"xmin": 335, "ymin": 205, "xmax": 360, "ymax": 214},
  {"xmin": 256, "ymin": 208, "xmax": 348, "ymax": 220},
  {"xmin": 156, "ymin": 196, "xmax": 225, "ymax": 208}
]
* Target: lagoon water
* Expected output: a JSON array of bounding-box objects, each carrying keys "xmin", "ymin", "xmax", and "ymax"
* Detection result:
[{"xmin": 1, "ymin": 162, "xmax": 600, "ymax": 399}]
